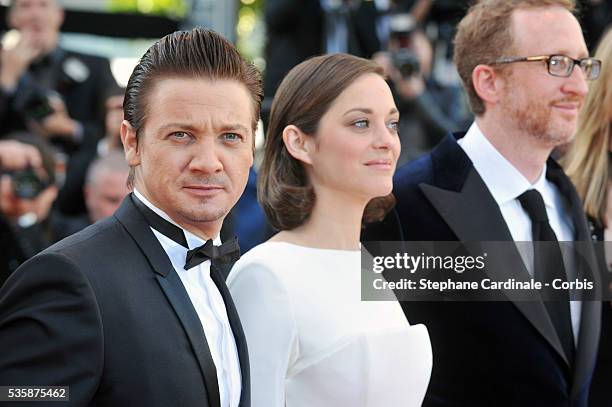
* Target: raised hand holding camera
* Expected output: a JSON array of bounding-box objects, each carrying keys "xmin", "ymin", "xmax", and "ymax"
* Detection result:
[
  {"xmin": 28, "ymin": 94, "xmax": 79, "ymax": 141},
  {"xmin": 0, "ymin": 30, "xmax": 43, "ymax": 91}
]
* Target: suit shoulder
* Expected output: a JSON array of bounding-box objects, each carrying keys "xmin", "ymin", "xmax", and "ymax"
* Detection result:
[
  {"xmin": 0, "ymin": 246, "xmax": 103, "ymax": 401},
  {"xmin": 393, "ymin": 154, "xmax": 435, "ymax": 196},
  {"xmin": 7, "ymin": 218, "xmax": 123, "ymax": 290},
  {"xmin": 46, "ymin": 216, "xmax": 124, "ymax": 259}
]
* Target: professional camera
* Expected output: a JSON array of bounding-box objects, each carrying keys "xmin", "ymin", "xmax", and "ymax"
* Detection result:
[
  {"xmin": 388, "ymin": 13, "xmax": 420, "ymax": 79},
  {"xmin": 9, "ymin": 167, "xmax": 50, "ymax": 199},
  {"xmin": 391, "ymin": 49, "xmax": 421, "ymax": 79}
]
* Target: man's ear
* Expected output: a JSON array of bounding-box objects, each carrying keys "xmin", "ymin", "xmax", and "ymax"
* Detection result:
[
  {"xmin": 121, "ymin": 120, "xmax": 141, "ymax": 167},
  {"xmin": 282, "ymin": 125, "xmax": 314, "ymax": 165},
  {"xmin": 472, "ymin": 64, "xmax": 505, "ymax": 107}
]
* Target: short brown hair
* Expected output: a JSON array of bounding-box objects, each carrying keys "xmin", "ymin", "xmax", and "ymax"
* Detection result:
[
  {"xmin": 453, "ymin": 0, "xmax": 576, "ymax": 115},
  {"xmin": 259, "ymin": 53, "xmax": 395, "ymax": 231},
  {"xmin": 123, "ymin": 27, "xmax": 262, "ymax": 188}
]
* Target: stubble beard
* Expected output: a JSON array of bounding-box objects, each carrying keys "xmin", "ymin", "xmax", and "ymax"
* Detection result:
[
  {"xmin": 503, "ymin": 95, "xmax": 576, "ymax": 148},
  {"xmin": 176, "ymin": 203, "xmax": 228, "ymax": 224}
]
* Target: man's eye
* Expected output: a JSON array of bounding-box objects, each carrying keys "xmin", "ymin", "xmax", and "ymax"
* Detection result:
[
  {"xmin": 223, "ymin": 133, "xmax": 242, "ymax": 142},
  {"xmin": 353, "ymin": 119, "xmax": 369, "ymax": 129},
  {"xmin": 170, "ymin": 132, "xmax": 189, "ymax": 140}
]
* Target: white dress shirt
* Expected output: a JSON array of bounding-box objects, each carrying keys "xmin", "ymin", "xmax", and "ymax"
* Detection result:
[
  {"xmin": 458, "ymin": 122, "xmax": 581, "ymax": 341},
  {"xmin": 134, "ymin": 190, "xmax": 242, "ymax": 407}
]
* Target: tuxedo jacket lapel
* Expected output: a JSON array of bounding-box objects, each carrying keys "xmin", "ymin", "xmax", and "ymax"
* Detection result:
[
  {"xmin": 546, "ymin": 161, "xmax": 602, "ymax": 397},
  {"xmin": 155, "ymin": 274, "xmax": 221, "ymax": 407},
  {"xmin": 420, "ymin": 136, "xmax": 569, "ymax": 366},
  {"xmin": 114, "ymin": 195, "xmax": 222, "ymax": 407}
]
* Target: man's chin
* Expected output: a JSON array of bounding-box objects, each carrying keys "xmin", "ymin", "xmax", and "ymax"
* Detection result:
[
  {"xmin": 178, "ymin": 207, "xmax": 228, "ymax": 225},
  {"xmin": 542, "ymin": 129, "xmax": 575, "ymax": 148}
]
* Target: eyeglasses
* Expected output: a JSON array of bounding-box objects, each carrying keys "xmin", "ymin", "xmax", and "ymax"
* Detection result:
[{"xmin": 491, "ymin": 55, "xmax": 602, "ymax": 81}]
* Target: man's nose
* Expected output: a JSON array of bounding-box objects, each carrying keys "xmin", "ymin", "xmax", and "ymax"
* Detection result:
[
  {"xmin": 188, "ymin": 139, "xmax": 224, "ymax": 174},
  {"xmin": 562, "ymin": 63, "xmax": 589, "ymax": 98}
]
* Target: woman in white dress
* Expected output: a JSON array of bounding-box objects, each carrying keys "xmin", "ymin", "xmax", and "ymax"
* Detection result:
[{"xmin": 227, "ymin": 53, "xmax": 432, "ymax": 406}]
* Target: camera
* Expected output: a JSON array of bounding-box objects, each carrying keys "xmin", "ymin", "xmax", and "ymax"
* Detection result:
[
  {"xmin": 10, "ymin": 167, "xmax": 50, "ymax": 199},
  {"xmin": 391, "ymin": 49, "xmax": 421, "ymax": 79},
  {"xmin": 21, "ymin": 88, "xmax": 55, "ymax": 121},
  {"xmin": 388, "ymin": 13, "xmax": 421, "ymax": 79}
]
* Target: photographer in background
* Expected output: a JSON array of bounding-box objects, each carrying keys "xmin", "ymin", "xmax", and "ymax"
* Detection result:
[
  {"xmin": 0, "ymin": 136, "xmax": 56, "ymax": 286},
  {"xmin": 54, "ymin": 90, "xmax": 125, "ymax": 216},
  {"xmin": 0, "ymin": 0, "xmax": 118, "ymax": 152},
  {"xmin": 263, "ymin": 0, "xmax": 380, "ymax": 125},
  {"xmin": 374, "ymin": 14, "xmax": 470, "ymax": 165}
]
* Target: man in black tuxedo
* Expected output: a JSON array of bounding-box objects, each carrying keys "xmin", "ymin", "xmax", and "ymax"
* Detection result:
[
  {"xmin": 364, "ymin": 0, "xmax": 602, "ymax": 405},
  {"xmin": 0, "ymin": 0, "xmax": 117, "ymax": 147},
  {"xmin": 0, "ymin": 27, "xmax": 262, "ymax": 407}
]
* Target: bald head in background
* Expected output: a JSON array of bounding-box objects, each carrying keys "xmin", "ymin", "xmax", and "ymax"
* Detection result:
[{"xmin": 84, "ymin": 151, "xmax": 129, "ymax": 223}]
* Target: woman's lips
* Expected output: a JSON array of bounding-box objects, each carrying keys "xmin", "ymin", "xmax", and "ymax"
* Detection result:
[{"xmin": 364, "ymin": 159, "xmax": 393, "ymax": 170}]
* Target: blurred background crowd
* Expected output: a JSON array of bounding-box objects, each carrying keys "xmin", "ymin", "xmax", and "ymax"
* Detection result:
[{"xmin": 0, "ymin": 0, "xmax": 610, "ymax": 286}]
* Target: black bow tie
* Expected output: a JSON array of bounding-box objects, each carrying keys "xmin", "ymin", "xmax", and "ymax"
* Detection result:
[
  {"xmin": 185, "ymin": 237, "xmax": 240, "ymax": 270},
  {"xmin": 132, "ymin": 195, "xmax": 241, "ymax": 270}
]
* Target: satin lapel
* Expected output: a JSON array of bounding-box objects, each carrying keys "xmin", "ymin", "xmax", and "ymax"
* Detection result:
[
  {"xmin": 546, "ymin": 161, "xmax": 602, "ymax": 396},
  {"xmin": 114, "ymin": 195, "xmax": 221, "ymax": 407},
  {"xmin": 114, "ymin": 195, "xmax": 175, "ymax": 278},
  {"xmin": 420, "ymin": 166, "xmax": 568, "ymax": 365},
  {"xmin": 210, "ymin": 264, "xmax": 250, "ymax": 407},
  {"xmin": 156, "ymin": 273, "xmax": 221, "ymax": 407}
]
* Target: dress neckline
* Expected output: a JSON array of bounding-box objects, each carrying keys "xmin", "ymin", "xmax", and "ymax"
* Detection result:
[{"xmin": 263, "ymin": 240, "xmax": 362, "ymax": 254}]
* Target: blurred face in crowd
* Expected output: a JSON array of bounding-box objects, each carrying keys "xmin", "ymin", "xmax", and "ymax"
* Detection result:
[
  {"xmin": 497, "ymin": 6, "xmax": 589, "ymax": 147},
  {"xmin": 122, "ymin": 77, "xmax": 254, "ymax": 238},
  {"xmin": 85, "ymin": 169, "xmax": 129, "ymax": 223},
  {"xmin": 0, "ymin": 174, "xmax": 20, "ymax": 218},
  {"xmin": 8, "ymin": 0, "xmax": 64, "ymax": 54},
  {"xmin": 299, "ymin": 73, "xmax": 400, "ymax": 203}
]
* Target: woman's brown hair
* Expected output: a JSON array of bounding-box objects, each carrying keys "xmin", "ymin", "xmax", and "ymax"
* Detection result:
[
  {"xmin": 259, "ymin": 53, "xmax": 395, "ymax": 231},
  {"xmin": 563, "ymin": 29, "xmax": 612, "ymax": 226}
]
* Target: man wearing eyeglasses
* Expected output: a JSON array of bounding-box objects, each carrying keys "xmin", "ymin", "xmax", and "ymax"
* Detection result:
[{"xmin": 364, "ymin": 0, "xmax": 602, "ymax": 406}]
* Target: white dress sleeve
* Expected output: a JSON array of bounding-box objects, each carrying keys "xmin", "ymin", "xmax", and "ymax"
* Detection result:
[{"xmin": 228, "ymin": 261, "xmax": 298, "ymax": 407}]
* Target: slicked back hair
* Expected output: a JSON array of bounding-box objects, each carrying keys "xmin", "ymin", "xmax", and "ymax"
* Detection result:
[{"xmin": 123, "ymin": 27, "xmax": 262, "ymax": 188}]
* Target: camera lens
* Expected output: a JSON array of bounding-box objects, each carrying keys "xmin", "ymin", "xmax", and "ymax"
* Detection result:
[{"xmin": 11, "ymin": 168, "xmax": 46, "ymax": 199}]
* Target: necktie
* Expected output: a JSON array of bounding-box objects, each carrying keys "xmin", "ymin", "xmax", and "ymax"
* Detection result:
[
  {"xmin": 132, "ymin": 195, "xmax": 240, "ymax": 270},
  {"xmin": 517, "ymin": 189, "xmax": 575, "ymax": 367}
]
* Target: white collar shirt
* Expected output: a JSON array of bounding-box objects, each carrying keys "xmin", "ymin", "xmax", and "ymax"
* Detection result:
[
  {"xmin": 457, "ymin": 122, "xmax": 580, "ymax": 340},
  {"xmin": 134, "ymin": 189, "xmax": 242, "ymax": 407}
]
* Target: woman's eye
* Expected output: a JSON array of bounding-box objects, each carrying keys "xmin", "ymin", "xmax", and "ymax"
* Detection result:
[
  {"xmin": 388, "ymin": 121, "xmax": 400, "ymax": 132},
  {"xmin": 353, "ymin": 119, "xmax": 369, "ymax": 129}
]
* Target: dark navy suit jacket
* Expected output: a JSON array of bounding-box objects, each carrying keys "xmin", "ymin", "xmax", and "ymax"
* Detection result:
[{"xmin": 364, "ymin": 134, "xmax": 601, "ymax": 407}]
